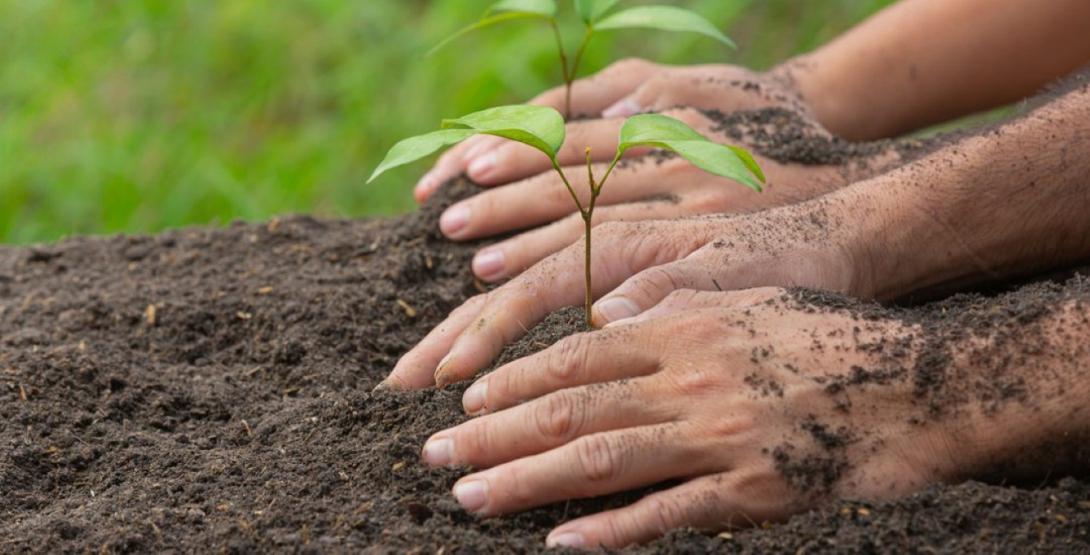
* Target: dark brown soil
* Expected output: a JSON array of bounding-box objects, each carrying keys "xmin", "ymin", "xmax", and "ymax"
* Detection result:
[{"xmin": 4, "ymin": 169, "xmax": 1090, "ymax": 550}]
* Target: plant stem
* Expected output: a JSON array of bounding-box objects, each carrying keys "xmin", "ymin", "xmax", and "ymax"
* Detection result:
[
  {"xmin": 550, "ymin": 158, "xmax": 584, "ymax": 214},
  {"xmin": 566, "ymin": 27, "xmax": 593, "ymax": 119},
  {"xmin": 549, "ymin": 20, "xmax": 572, "ymax": 120},
  {"xmin": 582, "ymin": 147, "xmax": 601, "ymax": 327}
]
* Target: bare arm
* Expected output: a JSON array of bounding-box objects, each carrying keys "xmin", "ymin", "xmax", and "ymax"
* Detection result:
[
  {"xmin": 847, "ymin": 78, "xmax": 1090, "ymax": 299},
  {"xmin": 785, "ymin": 0, "xmax": 1090, "ymax": 140}
]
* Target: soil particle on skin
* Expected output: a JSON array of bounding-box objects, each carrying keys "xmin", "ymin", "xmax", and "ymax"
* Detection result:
[
  {"xmin": 2, "ymin": 178, "xmax": 1090, "ymax": 553},
  {"xmin": 702, "ymin": 107, "xmax": 943, "ymax": 165}
]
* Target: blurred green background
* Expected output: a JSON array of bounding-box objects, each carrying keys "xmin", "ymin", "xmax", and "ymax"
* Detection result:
[{"xmin": 0, "ymin": 0, "xmax": 895, "ymax": 245}]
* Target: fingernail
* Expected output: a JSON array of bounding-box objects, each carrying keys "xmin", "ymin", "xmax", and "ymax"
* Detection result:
[
  {"xmin": 467, "ymin": 153, "xmax": 497, "ymax": 180},
  {"xmin": 453, "ymin": 479, "xmax": 488, "ymax": 513},
  {"xmin": 434, "ymin": 353, "xmax": 455, "ymax": 388},
  {"xmin": 421, "ymin": 437, "xmax": 454, "ymax": 466},
  {"xmin": 440, "ymin": 204, "xmax": 471, "ymax": 238},
  {"xmin": 414, "ymin": 170, "xmax": 438, "ymax": 197},
  {"xmin": 602, "ymin": 98, "xmax": 641, "ymax": 118},
  {"xmin": 371, "ymin": 381, "xmax": 389, "ymax": 393},
  {"xmin": 472, "ymin": 248, "xmax": 505, "ymax": 280},
  {"xmin": 594, "ymin": 297, "xmax": 641, "ymax": 323},
  {"xmin": 462, "ymin": 380, "xmax": 488, "ymax": 414},
  {"xmin": 547, "ymin": 532, "xmax": 585, "ymax": 548}
]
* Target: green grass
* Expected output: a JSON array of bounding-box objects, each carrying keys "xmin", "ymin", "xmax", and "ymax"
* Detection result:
[{"xmin": 0, "ymin": 0, "xmax": 894, "ymax": 245}]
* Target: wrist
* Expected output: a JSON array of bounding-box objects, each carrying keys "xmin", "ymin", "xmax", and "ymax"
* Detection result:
[
  {"xmin": 936, "ymin": 301, "xmax": 1090, "ymax": 481},
  {"xmin": 768, "ymin": 54, "xmax": 862, "ymax": 140}
]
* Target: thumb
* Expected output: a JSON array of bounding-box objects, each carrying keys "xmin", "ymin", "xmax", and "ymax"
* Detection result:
[
  {"xmin": 590, "ymin": 258, "xmax": 705, "ymax": 327},
  {"xmin": 605, "ymin": 287, "xmax": 788, "ymax": 328}
]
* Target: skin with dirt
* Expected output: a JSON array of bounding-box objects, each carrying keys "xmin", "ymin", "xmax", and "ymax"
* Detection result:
[{"xmin": 3, "ymin": 134, "xmax": 1090, "ymax": 551}]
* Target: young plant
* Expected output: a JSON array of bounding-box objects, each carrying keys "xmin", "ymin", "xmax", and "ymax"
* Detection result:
[
  {"xmin": 368, "ymin": 105, "xmax": 765, "ymax": 326},
  {"xmin": 431, "ymin": 0, "xmax": 734, "ymax": 119}
]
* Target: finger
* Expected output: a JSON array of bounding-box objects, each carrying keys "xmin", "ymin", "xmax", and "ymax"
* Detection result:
[
  {"xmin": 546, "ymin": 473, "xmax": 751, "ymax": 549},
  {"xmin": 450, "ymin": 423, "xmax": 709, "ymax": 517},
  {"xmin": 414, "ymin": 137, "xmax": 500, "ymax": 202},
  {"xmin": 463, "ymin": 104, "xmax": 709, "ymax": 189},
  {"xmin": 439, "ymin": 155, "xmax": 686, "ymax": 241},
  {"xmin": 529, "ymin": 57, "xmax": 663, "ymax": 116},
  {"xmin": 426, "ymin": 377, "xmax": 669, "ymax": 469},
  {"xmin": 590, "ymin": 256, "xmax": 713, "ymax": 327},
  {"xmin": 470, "ymin": 198, "xmax": 698, "ymax": 282},
  {"xmin": 606, "ymin": 288, "xmax": 788, "ymax": 328},
  {"xmin": 417, "ymin": 58, "xmax": 663, "ymax": 200},
  {"xmin": 465, "ymin": 117, "xmax": 650, "ymax": 185},
  {"xmin": 461, "ymin": 323, "xmax": 660, "ymax": 414},
  {"xmin": 380, "ymin": 294, "xmax": 488, "ymax": 389},
  {"xmin": 433, "ymin": 220, "xmax": 714, "ymax": 387},
  {"xmin": 602, "ymin": 66, "xmax": 782, "ymax": 120}
]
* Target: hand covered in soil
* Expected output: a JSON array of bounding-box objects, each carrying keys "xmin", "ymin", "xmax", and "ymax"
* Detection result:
[
  {"xmin": 415, "ymin": 59, "xmax": 818, "ymax": 202},
  {"xmin": 414, "ymin": 60, "xmax": 868, "ymax": 282},
  {"xmin": 418, "ymin": 290, "xmax": 963, "ymax": 548},
  {"xmin": 382, "ymin": 196, "xmax": 866, "ymax": 390}
]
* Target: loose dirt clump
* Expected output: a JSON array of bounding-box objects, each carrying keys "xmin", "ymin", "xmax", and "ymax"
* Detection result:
[{"xmin": 2, "ymin": 175, "xmax": 1090, "ymax": 550}]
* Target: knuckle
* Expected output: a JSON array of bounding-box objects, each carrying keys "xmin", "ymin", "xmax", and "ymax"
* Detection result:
[
  {"xmin": 460, "ymin": 421, "xmax": 493, "ymax": 454},
  {"xmin": 634, "ymin": 264, "xmax": 690, "ymax": 299},
  {"xmin": 534, "ymin": 391, "xmax": 585, "ymax": 441},
  {"xmin": 662, "ymin": 288, "xmax": 699, "ymax": 308},
  {"xmin": 548, "ymin": 333, "xmax": 590, "ymax": 383},
  {"xmin": 573, "ymin": 434, "xmax": 622, "ymax": 483},
  {"xmin": 643, "ymin": 495, "xmax": 684, "ymax": 534},
  {"xmin": 671, "ymin": 367, "xmax": 720, "ymax": 396}
]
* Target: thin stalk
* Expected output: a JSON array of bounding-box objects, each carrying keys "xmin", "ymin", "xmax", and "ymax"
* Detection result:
[
  {"xmin": 582, "ymin": 147, "xmax": 601, "ymax": 327},
  {"xmin": 550, "ymin": 158, "xmax": 585, "ymax": 215},
  {"xmin": 598, "ymin": 153, "xmax": 623, "ymax": 188},
  {"xmin": 564, "ymin": 27, "xmax": 594, "ymax": 121},
  {"xmin": 549, "ymin": 20, "xmax": 573, "ymax": 120}
]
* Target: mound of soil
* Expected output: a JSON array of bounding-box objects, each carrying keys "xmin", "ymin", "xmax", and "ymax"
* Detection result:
[{"xmin": 3, "ymin": 170, "xmax": 1089, "ymax": 550}]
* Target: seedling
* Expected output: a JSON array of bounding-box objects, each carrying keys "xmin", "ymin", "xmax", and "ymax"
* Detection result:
[
  {"xmin": 431, "ymin": 0, "xmax": 735, "ymax": 119},
  {"xmin": 368, "ymin": 105, "xmax": 765, "ymax": 325}
]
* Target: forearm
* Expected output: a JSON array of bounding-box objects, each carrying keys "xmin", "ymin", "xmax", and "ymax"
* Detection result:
[
  {"xmin": 847, "ymin": 81, "xmax": 1090, "ymax": 300},
  {"xmin": 777, "ymin": 0, "xmax": 1090, "ymax": 140}
]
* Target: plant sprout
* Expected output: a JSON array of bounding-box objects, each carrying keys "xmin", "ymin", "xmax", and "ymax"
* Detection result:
[
  {"xmin": 431, "ymin": 0, "xmax": 735, "ymax": 119},
  {"xmin": 368, "ymin": 105, "xmax": 765, "ymax": 326}
]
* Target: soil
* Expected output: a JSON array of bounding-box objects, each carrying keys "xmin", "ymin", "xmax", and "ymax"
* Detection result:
[{"xmin": 4, "ymin": 161, "xmax": 1090, "ymax": 550}]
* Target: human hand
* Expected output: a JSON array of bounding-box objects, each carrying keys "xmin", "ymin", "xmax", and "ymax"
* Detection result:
[
  {"xmin": 410, "ymin": 61, "xmax": 862, "ymax": 282},
  {"xmin": 440, "ymin": 107, "xmax": 849, "ymax": 282},
  {"xmin": 381, "ymin": 195, "xmax": 871, "ymax": 390},
  {"xmin": 418, "ymin": 289, "xmax": 963, "ymax": 548},
  {"xmin": 414, "ymin": 58, "xmax": 817, "ymax": 202}
]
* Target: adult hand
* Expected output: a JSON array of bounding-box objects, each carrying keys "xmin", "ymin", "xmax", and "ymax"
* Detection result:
[
  {"xmin": 414, "ymin": 59, "xmax": 817, "ymax": 203},
  {"xmin": 381, "ymin": 193, "xmax": 872, "ymax": 390},
  {"xmin": 417, "ymin": 289, "xmax": 965, "ymax": 548},
  {"xmin": 442, "ymin": 107, "xmax": 852, "ymax": 282},
  {"xmin": 410, "ymin": 61, "xmax": 875, "ymax": 282}
]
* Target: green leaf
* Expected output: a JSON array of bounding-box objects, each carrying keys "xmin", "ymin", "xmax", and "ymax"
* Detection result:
[
  {"xmin": 367, "ymin": 129, "xmax": 476, "ymax": 184},
  {"xmin": 443, "ymin": 104, "xmax": 565, "ymax": 159},
  {"xmin": 574, "ymin": 0, "xmax": 621, "ymax": 23},
  {"xmin": 595, "ymin": 6, "xmax": 735, "ymax": 48},
  {"xmin": 428, "ymin": 0, "xmax": 556, "ymax": 56},
  {"xmin": 726, "ymin": 145, "xmax": 766, "ymax": 184},
  {"xmin": 618, "ymin": 114, "xmax": 764, "ymax": 192}
]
